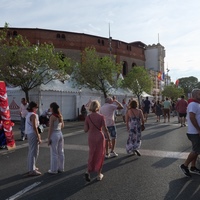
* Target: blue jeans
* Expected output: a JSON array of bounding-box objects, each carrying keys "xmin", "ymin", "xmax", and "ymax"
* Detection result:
[{"xmin": 106, "ymin": 126, "xmax": 117, "ymax": 139}]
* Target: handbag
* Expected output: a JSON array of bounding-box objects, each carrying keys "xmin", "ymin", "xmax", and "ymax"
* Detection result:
[
  {"xmin": 37, "ymin": 124, "xmax": 44, "ymax": 134},
  {"xmin": 131, "ymin": 109, "xmax": 145, "ymax": 131}
]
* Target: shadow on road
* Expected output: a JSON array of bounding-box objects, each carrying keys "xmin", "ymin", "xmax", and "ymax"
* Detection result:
[{"xmin": 164, "ymin": 176, "xmax": 200, "ymax": 200}]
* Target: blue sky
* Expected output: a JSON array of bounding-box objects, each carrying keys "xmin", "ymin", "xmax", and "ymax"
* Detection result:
[{"xmin": 1, "ymin": 0, "xmax": 200, "ymax": 82}]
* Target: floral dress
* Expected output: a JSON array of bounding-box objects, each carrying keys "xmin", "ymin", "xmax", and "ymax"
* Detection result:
[{"xmin": 126, "ymin": 115, "xmax": 142, "ymax": 154}]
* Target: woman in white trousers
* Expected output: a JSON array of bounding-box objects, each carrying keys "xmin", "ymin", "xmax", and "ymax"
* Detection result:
[{"xmin": 47, "ymin": 102, "xmax": 65, "ymax": 174}]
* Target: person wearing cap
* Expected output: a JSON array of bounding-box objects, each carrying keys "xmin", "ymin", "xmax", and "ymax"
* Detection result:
[{"xmin": 100, "ymin": 96, "xmax": 123, "ymax": 158}]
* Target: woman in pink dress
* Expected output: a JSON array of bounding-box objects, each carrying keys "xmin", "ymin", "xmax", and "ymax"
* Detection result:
[{"xmin": 84, "ymin": 100, "xmax": 111, "ymax": 182}]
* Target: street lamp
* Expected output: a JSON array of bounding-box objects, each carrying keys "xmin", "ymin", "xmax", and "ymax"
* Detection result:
[{"xmin": 166, "ymin": 67, "xmax": 170, "ymax": 85}]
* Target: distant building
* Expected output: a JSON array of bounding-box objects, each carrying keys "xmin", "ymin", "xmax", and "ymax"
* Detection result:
[
  {"xmin": 145, "ymin": 43, "xmax": 170, "ymax": 99},
  {"xmin": 1, "ymin": 27, "xmax": 169, "ymax": 98},
  {"xmin": 2, "ymin": 27, "xmax": 146, "ymax": 75}
]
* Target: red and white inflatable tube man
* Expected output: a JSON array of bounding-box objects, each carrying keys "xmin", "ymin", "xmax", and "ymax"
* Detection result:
[{"xmin": 0, "ymin": 81, "xmax": 15, "ymax": 150}]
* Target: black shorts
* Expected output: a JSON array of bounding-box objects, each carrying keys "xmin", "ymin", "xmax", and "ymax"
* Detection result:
[
  {"xmin": 179, "ymin": 113, "xmax": 187, "ymax": 118},
  {"xmin": 187, "ymin": 134, "xmax": 200, "ymax": 154},
  {"xmin": 144, "ymin": 108, "xmax": 150, "ymax": 114}
]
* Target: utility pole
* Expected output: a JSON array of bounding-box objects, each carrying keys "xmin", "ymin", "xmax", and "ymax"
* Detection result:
[
  {"xmin": 166, "ymin": 65, "xmax": 170, "ymax": 85},
  {"xmin": 109, "ymin": 23, "xmax": 112, "ymax": 57}
]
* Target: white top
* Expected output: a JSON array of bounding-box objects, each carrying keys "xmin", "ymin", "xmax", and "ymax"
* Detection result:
[
  {"xmin": 20, "ymin": 103, "xmax": 28, "ymax": 118},
  {"xmin": 25, "ymin": 112, "xmax": 39, "ymax": 135},
  {"xmin": 187, "ymin": 102, "xmax": 200, "ymax": 134},
  {"xmin": 53, "ymin": 118, "xmax": 62, "ymax": 131},
  {"xmin": 100, "ymin": 103, "xmax": 118, "ymax": 126}
]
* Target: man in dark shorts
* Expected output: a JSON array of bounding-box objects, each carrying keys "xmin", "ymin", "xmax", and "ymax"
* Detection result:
[
  {"xmin": 179, "ymin": 89, "xmax": 200, "ymax": 177},
  {"xmin": 143, "ymin": 97, "xmax": 151, "ymax": 122},
  {"xmin": 176, "ymin": 95, "xmax": 188, "ymax": 127}
]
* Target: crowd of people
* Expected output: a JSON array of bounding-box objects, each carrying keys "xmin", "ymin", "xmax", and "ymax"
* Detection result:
[
  {"xmin": 19, "ymin": 89, "xmax": 200, "ymax": 180},
  {"xmin": 20, "ymin": 96, "xmax": 145, "ymax": 180},
  {"xmin": 139, "ymin": 96, "xmax": 188, "ymax": 126}
]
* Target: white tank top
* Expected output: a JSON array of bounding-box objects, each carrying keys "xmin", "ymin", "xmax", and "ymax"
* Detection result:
[
  {"xmin": 25, "ymin": 112, "xmax": 39, "ymax": 135},
  {"xmin": 53, "ymin": 118, "xmax": 62, "ymax": 131}
]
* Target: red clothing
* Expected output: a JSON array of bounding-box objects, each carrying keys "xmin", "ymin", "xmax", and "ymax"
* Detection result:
[
  {"xmin": 175, "ymin": 99, "xmax": 188, "ymax": 113},
  {"xmin": 84, "ymin": 112, "xmax": 106, "ymax": 173}
]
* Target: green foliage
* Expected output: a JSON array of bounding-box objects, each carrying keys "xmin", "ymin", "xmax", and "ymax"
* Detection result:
[
  {"xmin": 121, "ymin": 66, "xmax": 153, "ymax": 102},
  {"xmin": 162, "ymin": 84, "xmax": 184, "ymax": 100},
  {"xmin": 0, "ymin": 24, "xmax": 71, "ymax": 101},
  {"xmin": 72, "ymin": 47, "xmax": 122, "ymax": 98},
  {"xmin": 178, "ymin": 76, "xmax": 198, "ymax": 95}
]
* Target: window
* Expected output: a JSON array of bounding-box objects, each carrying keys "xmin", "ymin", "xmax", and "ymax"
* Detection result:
[
  {"xmin": 122, "ymin": 61, "xmax": 128, "ymax": 76},
  {"xmin": 127, "ymin": 45, "xmax": 131, "ymax": 51},
  {"xmin": 13, "ymin": 31, "xmax": 18, "ymax": 36},
  {"xmin": 56, "ymin": 33, "xmax": 60, "ymax": 38},
  {"xmin": 132, "ymin": 63, "xmax": 136, "ymax": 68},
  {"xmin": 61, "ymin": 34, "xmax": 65, "ymax": 39}
]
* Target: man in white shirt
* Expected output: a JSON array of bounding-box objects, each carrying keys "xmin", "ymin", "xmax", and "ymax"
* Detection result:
[
  {"xmin": 180, "ymin": 89, "xmax": 200, "ymax": 177},
  {"xmin": 100, "ymin": 97, "xmax": 123, "ymax": 158},
  {"xmin": 19, "ymin": 98, "xmax": 28, "ymax": 141}
]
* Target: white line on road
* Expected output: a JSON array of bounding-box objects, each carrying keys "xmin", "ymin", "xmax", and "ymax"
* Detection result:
[
  {"xmin": 39, "ymin": 143, "xmax": 189, "ymax": 160},
  {"xmin": 1, "ymin": 126, "xmax": 189, "ymax": 160},
  {"xmin": 6, "ymin": 182, "xmax": 41, "ymax": 200}
]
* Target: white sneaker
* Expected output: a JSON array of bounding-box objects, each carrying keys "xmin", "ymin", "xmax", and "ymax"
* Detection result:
[
  {"xmin": 97, "ymin": 173, "xmax": 104, "ymax": 181},
  {"xmin": 48, "ymin": 170, "xmax": 58, "ymax": 174},
  {"xmin": 110, "ymin": 152, "xmax": 118, "ymax": 157},
  {"xmin": 105, "ymin": 154, "xmax": 110, "ymax": 158}
]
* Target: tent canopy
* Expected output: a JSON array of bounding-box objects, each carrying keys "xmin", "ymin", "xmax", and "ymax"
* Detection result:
[{"xmin": 140, "ymin": 91, "xmax": 153, "ymax": 98}]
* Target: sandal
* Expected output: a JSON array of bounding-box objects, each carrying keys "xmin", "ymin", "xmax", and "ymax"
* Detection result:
[
  {"xmin": 28, "ymin": 170, "xmax": 42, "ymax": 176},
  {"xmin": 135, "ymin": 150, "xmax": 141, "ymax": 156},
  {"xmin": 85, "ymin": 172, "xmax": 91, "ymax": 182}
]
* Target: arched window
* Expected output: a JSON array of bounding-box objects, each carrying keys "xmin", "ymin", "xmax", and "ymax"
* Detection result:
[
  {"xmin": 56, "ymin": 33, "xmax": 60, "ymax": 38},
  {"xmin": 61, "ymin": 34, "xmax": 65, "ymax": 39},
  {"xmin": 132, "ymin": 63, "xmax": 136, "ymax": 68},
  {"xmin": 13, "ymin": 31, "xmax": 18, "ymax": 36},
  {"xmin": 122, "ymin": 61, "xmax": 128, "ymax": 76}
]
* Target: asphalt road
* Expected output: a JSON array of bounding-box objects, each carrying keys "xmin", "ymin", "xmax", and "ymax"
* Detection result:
[{"xmin": 1, "ymin": 114, "xmax": 200, "ymax": 200}]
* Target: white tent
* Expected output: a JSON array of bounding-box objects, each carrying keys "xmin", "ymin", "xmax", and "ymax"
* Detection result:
[
  {"xmin": 7, "ymin": 79, "xmax": 135, "ymax": 120},
  {"xmin": 140, "ymin": 91, "xmax": 154, "ymax": 100}
]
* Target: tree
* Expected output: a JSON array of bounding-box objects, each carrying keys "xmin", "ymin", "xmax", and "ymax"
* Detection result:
[
  {"xmin": 71, "ymin": 47, "xmax": 122, "ymax": 98},
  {"xmin": 162, "ymin": 83, "xmax": 184, "ymax": 100},
  {"xmin": 121, "ymin": 66, "xmax": 153, "ymax": 107},
  {"xmin": 0, "ymin": 25, "xmax": 72, "ymax": 102},
  {"xmin": 178, "ymin": 76, "xmax": 198, "ymax": 96}
]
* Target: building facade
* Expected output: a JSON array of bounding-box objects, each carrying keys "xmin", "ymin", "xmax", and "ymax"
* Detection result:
[{"xmin": 2, "ymin": 27, "xmax": 168, "ymax": 98}]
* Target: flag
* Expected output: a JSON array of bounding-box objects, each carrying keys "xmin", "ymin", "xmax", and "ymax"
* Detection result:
[
  {"xmin": 161, "ymin": 72, "xmax": 165, "ymax": 81},
  {"xmin": 157, "ymin": 72, "xmax": 162, "ymax": 81},
  {"xmin": 175, "ymin": 79, "xmax": 179, "ymax": 87}
]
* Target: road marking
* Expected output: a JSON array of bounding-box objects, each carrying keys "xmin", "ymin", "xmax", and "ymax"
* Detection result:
[
  {"xmin": 63, "ymin": 145, "xmax": 189, "ymax": 159},
  {"xmin": 39, "ymin": 143, "xmax": 189, "ymax": 160},
  {"xmin": 6, "ymin": 182, "xmax": 41, "ymax": 200},
  {"xmin": 1, "ymin": 126, "xmax": 190, "ymax": 160}
]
